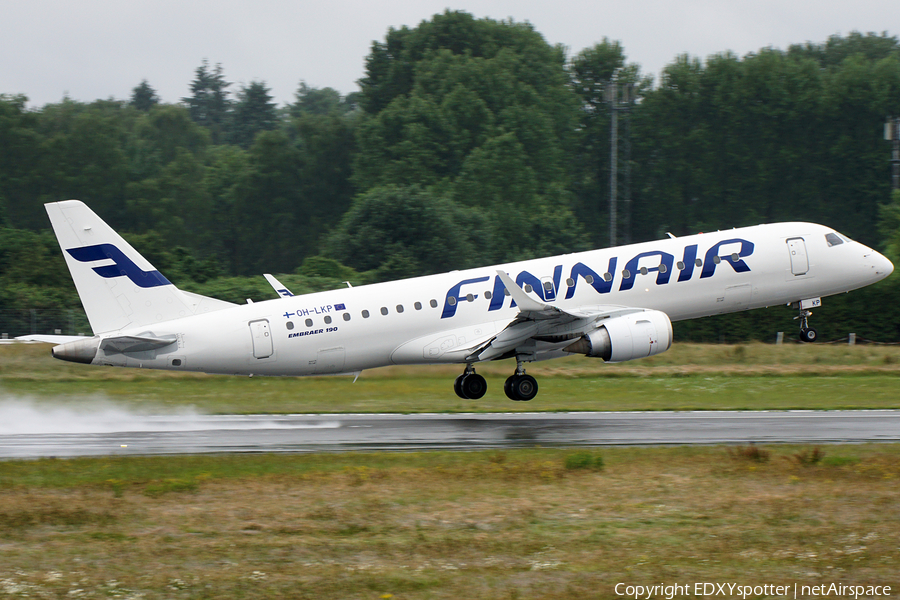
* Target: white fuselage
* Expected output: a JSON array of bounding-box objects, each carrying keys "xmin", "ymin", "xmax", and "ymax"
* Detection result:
[{"xmin": 86, "ymin": 222, "xmax": 892, "ymax": 376}]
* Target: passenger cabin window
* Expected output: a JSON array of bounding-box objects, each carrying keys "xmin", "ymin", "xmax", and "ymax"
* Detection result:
[
  {"xmin": 343, "ymin": 313, "xmax": 351, "ymax": 321},
  {"xmin": 362, "ymin": 310, "xmax": 370, "ymax": 318},
  {"xmin": 324, "ymin": 316, "xmax": 332, "ymax": 324},
  {"xmin": 414, "ymin": 302, "xmax": 422, "ymax": 310},
  {"xmin": 286, "ymin": 322, "xmax": 294, "ymax": 330},
  {"xmin": 380, "ymin": 307, "xmax": 388, "ymax": 315},
  {"xmin": 430, "ymin": 299, "xmax": 438, "ymax": 308},
  {"xmin": 305, "ymin": 318, "xmax": 313, "ymax": 327},
  {"xmin": 825, "ymin": 233, "xmax": 844, "ymax": 247},
  {"xmin": 396, "ymin": 304, "xmax": 404, "ymax": 313}
]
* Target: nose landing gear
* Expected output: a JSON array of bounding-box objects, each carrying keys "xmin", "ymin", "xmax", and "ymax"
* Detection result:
[
  {"xmin": 795, "ymin": 299, "xmax": 820, "ymax": 343},
  {"xmin": 799, "ymin": 322, "xmax": 818, "ymax": 343}
]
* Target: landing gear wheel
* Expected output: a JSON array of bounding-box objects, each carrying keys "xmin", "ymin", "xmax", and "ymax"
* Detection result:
[
  {"xmin": 505, "ymin": 374, "xmax": 538, "ymax": 401},
  {"xmin": 460, "ymin": 373, "xmax": 487, "ymax": 400},
  {"xmin": 453, "ymin": 374, "xmax": 468, "ymax": 399},
  {"xmin": 504, "ymin": 376, "xmax": 515, "ymax": 399},
  {"xmin": 795, "ymin": 305, "xmax": 818, "ymax": 343},
  {"xmin": 454, "ymin": 366, "xmax": 487, "ymax": 400},
  {"xmin": 799, "ymin": 327, "xmax": 818, "ymax": 343}
]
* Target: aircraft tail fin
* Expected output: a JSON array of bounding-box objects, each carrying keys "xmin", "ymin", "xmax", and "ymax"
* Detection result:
[{"xmin": 45, "ymin": 200, "xmax": 234, "ymax": 335}]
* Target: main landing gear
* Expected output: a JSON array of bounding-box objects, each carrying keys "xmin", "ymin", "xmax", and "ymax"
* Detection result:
[
  {"xmin": 505, "ymin": 357, "xmax": 538, "ymax": 401},
  {"xmin": 452, "ymin": 358, "xmax": 539, "ymax": 401},
  {"xmin": 505, "ymin": 373, "xmax": 538, "ymax": 401},
  {"xmin": 454, "ymin": 364, "xmax": 487, "ymax": 400}
]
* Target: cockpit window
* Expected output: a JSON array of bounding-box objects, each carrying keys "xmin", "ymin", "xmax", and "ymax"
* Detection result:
[{"xmin": 825, "ymin": 233, "xmax": 843, "ymax": 247}]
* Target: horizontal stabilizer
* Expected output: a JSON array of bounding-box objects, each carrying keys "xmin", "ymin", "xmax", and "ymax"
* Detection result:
[
  {"xmin": 100, "ymin": 334, "xmax": 178, "ymax": 354},
  {"xmin": 50, "ymin": 333, "xmax": 176, "ymax": 363},
  {"xmin": 14, "ymin": 334, "xmax": 91, "ymax": 345}
]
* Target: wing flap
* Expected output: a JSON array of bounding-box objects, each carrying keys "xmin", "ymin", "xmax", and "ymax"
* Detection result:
[{"xmin": 470, "ymin": 322, "xmax": 538, "ymax": 361}]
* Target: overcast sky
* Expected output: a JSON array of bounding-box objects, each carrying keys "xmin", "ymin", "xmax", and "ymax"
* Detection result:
[{"xmin": 2, "ymin": 0, "xmax": 896, "ymax": 108}]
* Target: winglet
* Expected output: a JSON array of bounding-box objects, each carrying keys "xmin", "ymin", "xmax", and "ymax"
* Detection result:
[
  {"xmin": 264, "ymin": 274, "xmax": 294, "ymax": 297},
  {"xmin": 495, "ymin": 270, "xmax": 551, "ymax": 312}
]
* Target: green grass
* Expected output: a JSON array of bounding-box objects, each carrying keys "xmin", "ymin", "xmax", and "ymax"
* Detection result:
[
  {"xmin": 0, "ymin": 445, "xmax": 897, "ymax": 598},
  {"xmin": 3, "ymin": 342, "xmax": 900, "ymax": 412},
  {"xmin": 7, "ymin": 374, "xmax": 900, "ymax": 413},
  {"xmin": 3, "ymin": 341, "xmax": 899, "ymax": 598}
]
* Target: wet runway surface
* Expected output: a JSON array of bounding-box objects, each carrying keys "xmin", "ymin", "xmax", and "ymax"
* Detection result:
[{"xmin": 2, "ymin": 410, "xmax": 899, "ymax": 458}]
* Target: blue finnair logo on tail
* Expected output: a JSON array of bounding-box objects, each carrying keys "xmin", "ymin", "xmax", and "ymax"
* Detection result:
[{"xmin": 67, "ymin": 244, "xmax": 171, "ymax": 288}]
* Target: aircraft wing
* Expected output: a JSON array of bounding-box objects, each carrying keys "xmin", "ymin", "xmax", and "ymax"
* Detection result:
[{"xmin": 467, "ymin": 270, "xmax": 644, "ymax": 362}]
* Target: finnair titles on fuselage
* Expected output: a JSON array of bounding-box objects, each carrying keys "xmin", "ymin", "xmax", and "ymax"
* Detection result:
[{"xmin": 44, "ymin": 201, "xmax": 893, "ymax": 401}]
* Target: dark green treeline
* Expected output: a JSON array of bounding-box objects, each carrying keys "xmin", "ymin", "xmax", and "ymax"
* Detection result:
[{"xmin": 2, "ymin": 11, "xmax": 899, "ymax": 341}]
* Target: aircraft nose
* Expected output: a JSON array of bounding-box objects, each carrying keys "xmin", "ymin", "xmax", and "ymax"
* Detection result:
[
  {"xmin": 877, "ymin": 252, "xmax": 894, "ymax": 277},
  {"xmin": 869, "ymin": 250, "xmax": 894, "ymax": 280}
]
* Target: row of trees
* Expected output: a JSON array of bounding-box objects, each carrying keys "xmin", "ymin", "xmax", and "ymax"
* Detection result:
[{"xmin": 1, "ymin": 11, "xmax": 899, "ymax": 341}]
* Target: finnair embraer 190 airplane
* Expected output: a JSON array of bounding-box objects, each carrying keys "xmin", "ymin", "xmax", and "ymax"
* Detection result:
[{"xmin": 44, "ymin": 200, "xmax": 893, "ymax": 401}]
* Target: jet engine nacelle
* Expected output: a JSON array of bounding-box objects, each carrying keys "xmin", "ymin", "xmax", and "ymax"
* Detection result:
[{"xmin": 564, "ymin": 309, "xmax": 673, "ymax": 363}]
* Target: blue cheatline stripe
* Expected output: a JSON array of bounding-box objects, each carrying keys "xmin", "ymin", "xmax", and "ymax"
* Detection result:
[{"xmin": 66, "ymin": 244, "xmax": 171, "ymax": 288}]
